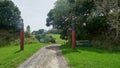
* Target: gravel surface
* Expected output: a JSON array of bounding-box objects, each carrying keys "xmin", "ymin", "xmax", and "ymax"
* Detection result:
[{"xmin": 17, "ymin": 44, "xmax": 69, "ymax": 68}]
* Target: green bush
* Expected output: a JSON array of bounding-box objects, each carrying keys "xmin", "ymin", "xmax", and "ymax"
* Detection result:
[
  {"xmin": 24, "ymin": 35, "xmax": 39, "ymax": 44},
  {"xmin": 45, "ymin": 35, "xmax": 56, "ymax": 43},
  {"xmin": 0, "ymin": 30, "xmax": 19, "ymax": 46}
]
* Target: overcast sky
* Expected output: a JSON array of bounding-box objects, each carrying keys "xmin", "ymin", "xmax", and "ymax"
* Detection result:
[{"xmin": 12, "ymin": 0, "xmax": 57, "ymax": 31}]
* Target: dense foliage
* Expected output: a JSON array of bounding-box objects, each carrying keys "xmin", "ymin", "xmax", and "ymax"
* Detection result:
[
  {"xmin": 46, "ymin": 29, "xmax": 61, "ymax": 34},
  {"xmin": 0, "ymin": 0, "xmax": 23, "ymax": 46},
  {"xmin": 46, "ymin": 0, "xmax": 120, "ymax": 44},
  {"xmin": 47, "ymin": 0, "xmax": 101, "ymax": 39},
  {"xmin": 32, "ymin": 29, "xmax": 56, "ymax": 43},
  {"xmin": 0, "ymin": 0, "xmax": 22, "ymax": 32}
]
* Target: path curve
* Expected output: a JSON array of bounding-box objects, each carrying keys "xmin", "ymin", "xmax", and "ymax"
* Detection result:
[{"xmin": 17, "ymin": 44, "xmax": 69, "ymax": 68}]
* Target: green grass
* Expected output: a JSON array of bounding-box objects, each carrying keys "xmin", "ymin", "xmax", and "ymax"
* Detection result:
[
  {"xmin": 61, "ymin": 44, "xmax": 120, "ymax": 68},
  {"xmin": 48, "ymin": 34, "xmax": 66, "ymax": 44},
  {"xmin": 0, "ymin": 43, "xmax": 47, "ymax": 68}
]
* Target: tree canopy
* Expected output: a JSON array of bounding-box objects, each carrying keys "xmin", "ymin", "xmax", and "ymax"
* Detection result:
[
  {"xmin": 46, "ymin": 0, "xmax": 120, "ymax": 43},
  {"xmin": 0, "ymin": 0, "xmax": 22, "ymax": 32}
]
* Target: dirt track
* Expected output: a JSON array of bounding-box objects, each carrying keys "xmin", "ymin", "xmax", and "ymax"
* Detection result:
[{"xmin": 17, "ymin": 44, "xmax": 69, "ymax": 68}]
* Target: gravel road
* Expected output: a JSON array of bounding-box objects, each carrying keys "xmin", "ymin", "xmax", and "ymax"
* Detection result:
[{"xmin": 17, "ymin": 44, "xmax": 69, "ymax": 68}]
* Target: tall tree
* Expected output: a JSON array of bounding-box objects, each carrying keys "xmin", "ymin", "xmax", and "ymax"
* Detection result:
[
  {"xmin": 46, "ymin": 0, "xmax": 120, "ymax": 43},
  {"xmin": 26, "ymin": 25, "xmax": 31, "ymax": 33},
  {"xmin": 94, "ymin": 0, "xmax": 119, "ymax": 40},
  {"xmin": 25, "ymin": 25, "xmax": 31, "ymax": 37},
  {"xmin": 46, "ymin": 0, "xmax": 71, "ymax": 39},
  {"xmin": 0, "ymin": 0, "xmax": 22, "ymax": 32},
  {"xmin": 46, "ymin": 0, "xmax": 97, "ymax": 40}
]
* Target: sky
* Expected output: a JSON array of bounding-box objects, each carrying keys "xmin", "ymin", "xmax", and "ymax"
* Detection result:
[{"xmin": 12, "ymin": 0, "xmax": 57, "ymax": 31}]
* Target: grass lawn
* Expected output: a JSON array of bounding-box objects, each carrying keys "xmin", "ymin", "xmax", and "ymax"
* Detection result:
[
  {"xmin": 61, "ymin": 44, "xmax": 120, "ymax": 68},
  {"xmin": 47, "ymin": 34, "xmax": 66, "ymax": 44},
  {"xmin": 0, "ymin": 43, "xmax": 47, "ymax": 68}
]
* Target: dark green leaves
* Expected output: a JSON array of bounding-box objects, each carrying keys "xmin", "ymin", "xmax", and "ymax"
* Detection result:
[
  {"xmin": 0, "ymin": 0, "xmax": 22, "ymax": 32},
  {"xmin": 68, "ymin": 0, "xmax": 75, "ymax": 3}
]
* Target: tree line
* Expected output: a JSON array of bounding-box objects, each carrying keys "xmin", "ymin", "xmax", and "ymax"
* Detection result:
[{"xmin": 46, "ymin": 0, "xmax": 120, "ymax": 46}]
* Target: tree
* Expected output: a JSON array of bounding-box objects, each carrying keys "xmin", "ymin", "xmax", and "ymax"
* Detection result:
[
  {"xmin": 46, "ymin": 0, "xmax": 120, "ymax": 46},
  {"xmin": 32, "ymin": 29, "xmax": 45, "ymax": 35},
  {"xmin": 46, "ymin": 0, "xmax": 97, "ymax": 40},
  {"xmin": 0, "ymin": 0, "xmax": 22, "ymax": 32},
  {"xmin": 94, "ymin": 0, "xmax": 119, "ymax": 41},
  {"xmin": 46, "ymin": 0, "xmax": 72, "ymax": 39},
  {"xmin": 26, "ymin": 25, "xmax": 31, "ymax": 33},
  {"xmin": 25, "ymin": 25, "xmax": 31, "ymax": 37},
  {"xmin": 38, "ymin": 29, "xmax": 44, "ymax": 34},
  {"xmin": 46, "ymin": 29, "xmax": 62, "ymax": 34}
]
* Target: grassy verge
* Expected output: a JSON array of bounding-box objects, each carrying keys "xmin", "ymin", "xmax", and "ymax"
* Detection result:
[
  {"xmin": 0, "ymin": 43, "xmax": 47, "ymax": 68},
  {"xmin": 48, "ymin": 34, "xmax": 66, "ymax": 44},
  {"xmin": 61, "ymin": 44, "xmax": 120, "ymax": 68}
]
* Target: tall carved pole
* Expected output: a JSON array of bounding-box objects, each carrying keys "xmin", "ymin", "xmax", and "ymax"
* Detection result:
[
  {"xmin": 72, "ymin": 17, "xmax": 76, "ymax": 50},
  {"xmin": 20, "ymin": 19, "xmax": 24, "ymax": 50}
]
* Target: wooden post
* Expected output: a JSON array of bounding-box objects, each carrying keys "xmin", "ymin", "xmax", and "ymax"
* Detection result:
[
  {"xmin": 20, "ymin": 21, "xmax": 24, "ymax": 50},
  {"xmin": 72, "ymin": 20, "xmax": 76, "ymax": 50}
]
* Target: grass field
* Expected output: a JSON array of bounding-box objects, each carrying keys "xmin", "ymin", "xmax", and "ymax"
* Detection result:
[
  {"xmin": 0, "ymin": 34, "xmax": 64, "ymax": 68},
  {"xmin": 0, "ymin": 43, "xmax": 47, "ymax": 68},
  {"xmin": 61, "ymin": 44, "xmax": 120, "ymax": 68}
]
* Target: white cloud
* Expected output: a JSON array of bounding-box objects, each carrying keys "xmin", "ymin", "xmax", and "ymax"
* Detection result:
[{"xmin": 12, "ymin": 0, "xmax": 56, "ymax": 31}]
